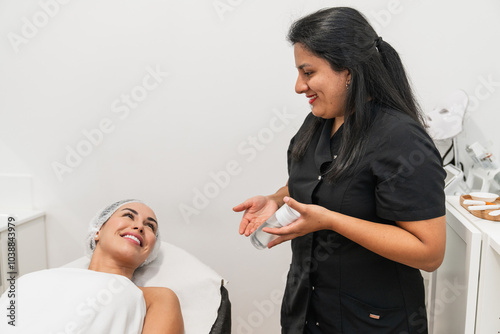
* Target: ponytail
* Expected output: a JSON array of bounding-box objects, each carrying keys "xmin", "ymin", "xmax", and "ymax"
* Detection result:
[{"xmin": 376, "ymin": 38, "xmax": 426, "ymax": 127}]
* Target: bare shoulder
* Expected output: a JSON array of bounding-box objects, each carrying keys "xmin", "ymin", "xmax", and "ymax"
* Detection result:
[
  {"xmin": 138, "ymin": 287, "xmax": 184, "ymax": 334},
  {"xmin": 139, "ymin": 286, "xmax": 179, "ymax": 304}
]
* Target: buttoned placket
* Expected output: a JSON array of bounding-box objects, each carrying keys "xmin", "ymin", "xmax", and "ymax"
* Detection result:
[{"xmin": 286, "ymin": 117, "xmax": 345, "ymax": 333}]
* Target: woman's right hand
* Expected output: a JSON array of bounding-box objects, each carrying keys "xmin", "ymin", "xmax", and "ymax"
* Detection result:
[{"xmin": 233, "ymin": 196, "xmax": 279, "ymax": 236}]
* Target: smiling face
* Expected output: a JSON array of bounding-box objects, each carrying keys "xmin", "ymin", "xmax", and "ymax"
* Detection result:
[
  {"xmin": 294, "ymin": 43, "xmax": 350, "ymax": 120},
  {"xmin": 94, "ymin": 202, "xmax": 158, "ymax": 269}
]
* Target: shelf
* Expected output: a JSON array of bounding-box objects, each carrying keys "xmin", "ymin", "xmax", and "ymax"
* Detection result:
[{"xmin": 0, "ymin": 209, "xmax": 45, "ymax": 232}]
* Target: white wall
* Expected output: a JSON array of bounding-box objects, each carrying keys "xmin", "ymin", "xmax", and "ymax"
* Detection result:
[{"xmin": 0, "ymin": 0, "xmax": 499, "ymax": 332}]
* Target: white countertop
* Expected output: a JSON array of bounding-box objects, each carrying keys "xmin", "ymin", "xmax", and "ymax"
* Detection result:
[
  {"xmin": 0, "ymin": 208, "xmax": 45, "ymax": 232},
  {"xmin": 447, "ymin": 196, "xmax": 500, "ymax": 236}
]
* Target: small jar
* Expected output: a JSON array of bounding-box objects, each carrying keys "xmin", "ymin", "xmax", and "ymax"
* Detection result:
[{"xmin": 250, "ymin": 204, "xmax": 300, "ymax": 250}]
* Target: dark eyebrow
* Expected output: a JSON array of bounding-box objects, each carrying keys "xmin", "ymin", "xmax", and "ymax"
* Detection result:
[
  {"xmin": 121, "ymin": 208, "xmax": 158, "ymax": 228},
  {"xmin": 147, "ymin": 217, "xmax": 158, "ymax": 227},
  {"xmin": 121, "ymin": 208, "xmax": 138, "ymax": 215},
  {"xmin": 297, "ymin": 63, "xmax": 312, "ymax": 70}
]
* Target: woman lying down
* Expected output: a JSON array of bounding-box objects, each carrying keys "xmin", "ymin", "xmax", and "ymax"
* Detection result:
[{"xmin": 0, "ymin": 199, "xmax": 184, "ymax": 334}]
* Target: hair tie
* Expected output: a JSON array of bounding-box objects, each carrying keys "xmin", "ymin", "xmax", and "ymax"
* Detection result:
[{"xmin": 375, "ymin": 36, "xmax": 383, "ymax": 52}]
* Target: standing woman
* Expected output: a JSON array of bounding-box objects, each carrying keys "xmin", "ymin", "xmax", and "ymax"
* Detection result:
[{"xmin": 234, "ymin": 7, "xmax": 446, "ymax": 334}]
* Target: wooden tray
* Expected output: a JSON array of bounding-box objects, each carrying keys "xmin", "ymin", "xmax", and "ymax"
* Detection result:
[{"xmin": 460, "ymin": 195, "xmax": 500, "ymax": 222}]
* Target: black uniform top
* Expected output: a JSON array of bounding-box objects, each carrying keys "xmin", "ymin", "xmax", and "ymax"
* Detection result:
[{"xmin": 281, "ymin": 103, "xmax": 446, "ymax": 334}]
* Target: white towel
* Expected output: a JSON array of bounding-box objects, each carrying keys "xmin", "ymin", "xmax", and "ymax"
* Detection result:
[
  {"xmin": 0, "ymin": 268, "xmax": 146, "ymax": 334},
  {"xmin": 63, "ymin": 241, "xmax": 225, "ymax": 334}
]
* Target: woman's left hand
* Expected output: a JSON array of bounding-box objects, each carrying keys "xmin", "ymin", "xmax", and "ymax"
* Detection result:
[{"xmin": 263, "ymin": 196, "xmax": 331, "ymax": 248}]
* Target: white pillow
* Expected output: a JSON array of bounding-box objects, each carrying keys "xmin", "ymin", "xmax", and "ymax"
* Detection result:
[{"xmin": 63, "ymin": 241, "xmax": 225, "ymax": 334}]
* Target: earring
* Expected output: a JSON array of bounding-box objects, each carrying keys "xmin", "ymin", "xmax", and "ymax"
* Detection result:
[{"xmin": 346, "ymin": 81, "xmax": 350, "ymax": 88}]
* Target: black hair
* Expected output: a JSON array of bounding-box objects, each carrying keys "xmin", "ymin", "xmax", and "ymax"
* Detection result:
[{"xmin": 288, "ymin": 7, "xmax": 425, "ymax": 182}]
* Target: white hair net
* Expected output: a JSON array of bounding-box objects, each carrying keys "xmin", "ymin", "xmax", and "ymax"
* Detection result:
[{"xmin": 85, "ymin": 199, "xmax": 161, "ymax": 267}]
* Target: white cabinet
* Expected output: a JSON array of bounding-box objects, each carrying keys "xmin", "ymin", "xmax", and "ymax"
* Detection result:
[
  {"xmin": 0, "ymin": 210, "xmax": 47, "ymax": 294},
  {"xmin": 428, "ymin": 197, "xmax": 500, "ymax": 333},
  {"xmin": 427, "ymin": 203, "xmax": 481, "ymax": 334},
  {"xmin": 473, "ymin": 230, "xmax": 500, "ymax": 332}
]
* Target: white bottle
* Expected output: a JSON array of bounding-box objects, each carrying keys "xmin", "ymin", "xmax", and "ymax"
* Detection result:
[{"xmin": 250, "ymin": 204, "xmax": 300, "ymax": 250}]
